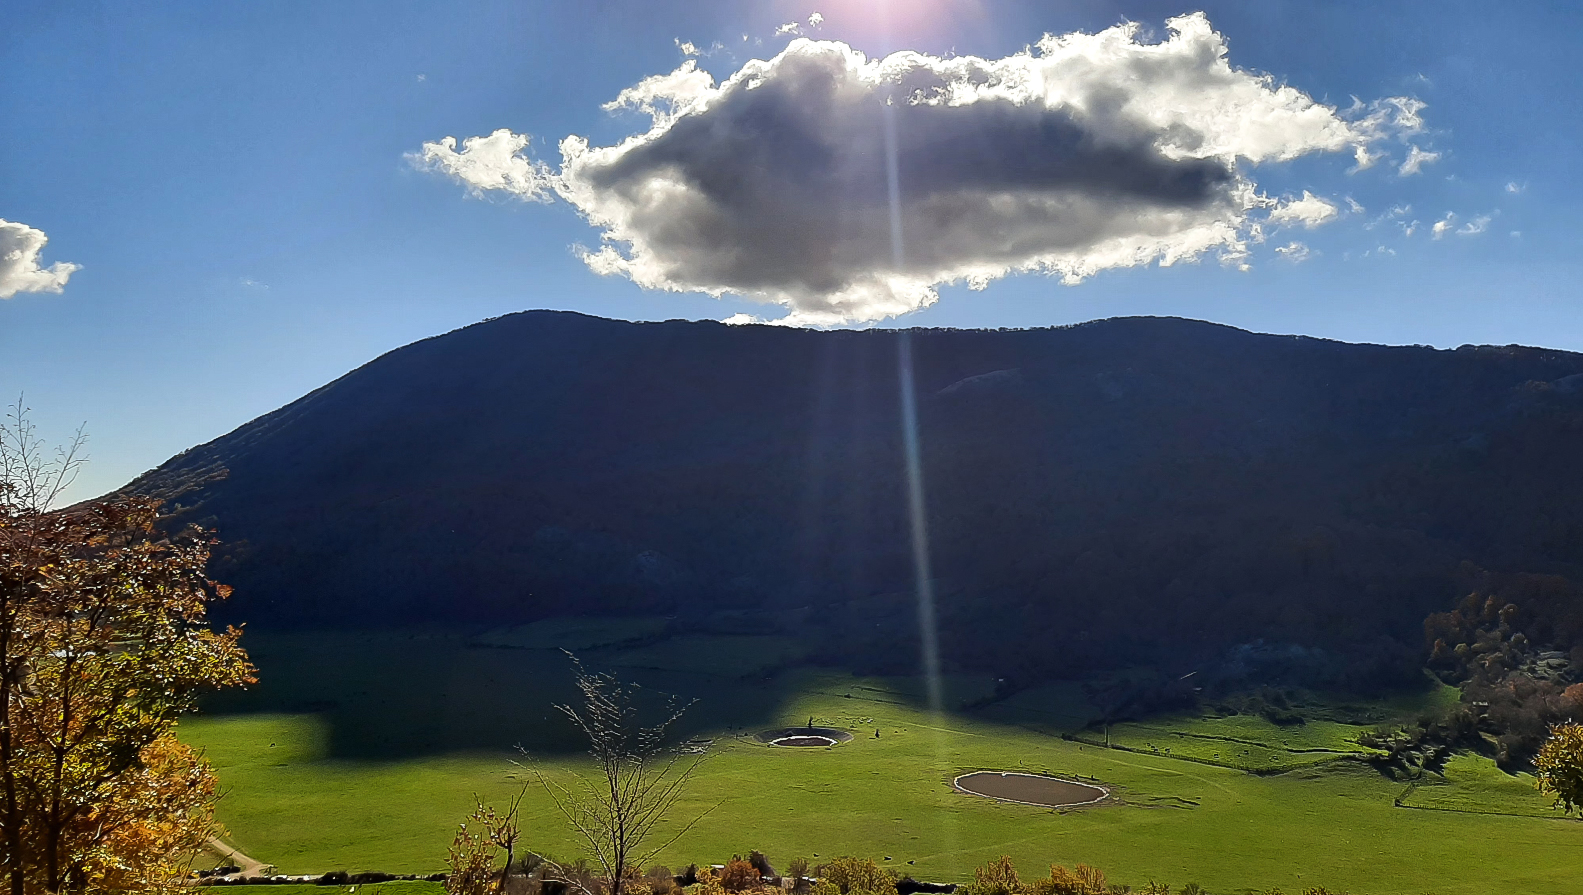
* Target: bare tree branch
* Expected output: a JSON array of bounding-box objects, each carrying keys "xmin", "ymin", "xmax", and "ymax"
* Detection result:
[{"xmin": 530, "ymin": 653, "xmax": 712, "ymax": 895}]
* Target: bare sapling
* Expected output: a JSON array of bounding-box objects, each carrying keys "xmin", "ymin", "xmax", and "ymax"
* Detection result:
[{"xmin": 535, "ymin": 653, "xmax": 714, "ymax": 895}]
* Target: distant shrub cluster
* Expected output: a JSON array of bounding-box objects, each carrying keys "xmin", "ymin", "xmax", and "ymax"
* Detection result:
[
  {"xmin": 445, "ymin": 851, "xmax": 1378, "ymax": 895},
  {"xmin": 1425, "ymin": 583, "xmax": 1583, "ymax": 767},
  {"xmin": 953, "ymin": 855, "xmax": 1356, "ymax": 895}
]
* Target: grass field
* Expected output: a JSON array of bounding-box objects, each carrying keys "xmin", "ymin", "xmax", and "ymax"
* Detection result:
[
  {"xmin": 183, "ymin": 623, "xmax": 1583, "ymax": 895},
  {"xmin": 1396, "ymin": 753, "xmax": 1558, "ymax": 818},
  {"xmin": 203, "ymin": 885, "xmax": 443, "ymax": 895},
  {"xmin": 471, "ymin": 617, "xmax": 670, "ymax": 651},
  {"xmin": 1073, "ymin": 713, "xmax": 1383, "ymax": 774}
]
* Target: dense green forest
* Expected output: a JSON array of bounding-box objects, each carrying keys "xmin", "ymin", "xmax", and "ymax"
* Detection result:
[{"xmin": 127, "ymin": 312, "xmax": 1583, "ymax": 705}]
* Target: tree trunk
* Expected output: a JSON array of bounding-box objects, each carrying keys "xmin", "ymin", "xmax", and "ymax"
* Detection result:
[
  {"xmin": 44, "ymin": 656, "xmax": 72, "ymax": 895},
  {"xmin": 1, "ymin": 609, "xmax": 25, "ymax": 895},
  {"xmin": 45, "ymin": 750, "xmax": 62, "ymax": 894}
]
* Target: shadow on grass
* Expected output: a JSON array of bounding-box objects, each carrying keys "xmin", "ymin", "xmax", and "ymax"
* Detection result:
[
  {"xmin": 199, "ymin": 624, "xmax": 949, "ymax": 760},
  {"xmin": 198, "ymin": 621, "xmax": 1447, "ymax": 766}
]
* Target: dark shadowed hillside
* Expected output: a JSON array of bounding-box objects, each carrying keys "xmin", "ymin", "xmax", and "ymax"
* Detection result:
[{"xmin": 126, "ymin": 311, "xmax": 1583, "ymax": 688}]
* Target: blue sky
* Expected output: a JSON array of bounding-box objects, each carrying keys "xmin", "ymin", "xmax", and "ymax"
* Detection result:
[{"xmin": 2, "ymin": 0, "xmax": 1579, "ymax": 500}]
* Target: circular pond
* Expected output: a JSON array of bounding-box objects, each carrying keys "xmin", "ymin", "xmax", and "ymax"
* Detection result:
[
  {"xmin": 755, "ymin": 726, "xmax": 854, "ymax": 747},
  {"xmin": 953, "ymin": 771, "xmax": 1108, "ymax": 808}
]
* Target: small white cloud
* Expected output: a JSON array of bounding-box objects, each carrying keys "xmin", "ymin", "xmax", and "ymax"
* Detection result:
[
  {"xmin": 1275, "ymin": 241, "xmax": 1313, "ymax": 263},
  {"xmin": 1505, "ymin": 180, "xmax": 1526, "ymax": 194},
  {"xmin": 601, "ymin": 59, "xmax": 715, "ymax": 125},
  {"xmin": 0, "ymin": 219, "xmax": 79, "ymax": 299},
  {"xmin": 410, "ymin": 129, "xmax": 558, "ymax": 202},
  {"xmin": 1372, "ymin": 245, "xmax": 1397, "ymax": 256},
  {"xmin": 239, "ymin": 277, "xmax": 269, "ymax": 290},
  {"xmin": 808, "ymin": 12, "xmax": 824, "ymax": 27},
  {"xmin": 1344, "ymin": 96, "xmax": 1428, "ymax": 172},
  {"xmin": 1431, "ymin": 212, "xmax": 1455, "ymax": 239},
  {"xmin": 1363, "ymin": 203, "xmax": 1409, "ymax": 230},
  {"xmin": 1348, "ymin": 146, "xmax": 1382, "ymax": 173},
  {"xmin": 1344, "ymin": 196, "xmax": 1365, "ymax": 215},
  {"xmin": 676, "ymin": 39, "xmax": 726, "ymax": 58},
  {"xmin": 1398, "ymin": 145, "xmax": 1440, "ymax": 176},
  {"xmin": 1510, "ymin": 230, "xmax": 1522, "ymax": 238},
  {"xmin": 1381, "ymin": 96, "xmax": 1427, "ymax": 133},
  {"xmin": 416, "ymin": 73, "xmax": 426, "ymax": 82},
  {"xmin": 1268, "ymin": 192, "xmax": 1339, "ymax": 229},
  {"xmin": 774, "ymin": 22, "xmax": 801, "ymax": 37},
  {"xmin": 1458, "ymin": 214, "xmax": 1491, "ymax": 236},
  {"xmin": 1348, "ymin": 97, "xmax": 1423, "ymax": 138},
  {"xmin": 1382, "ymin": 206, "xmax": 1416, "ymax": 237}
]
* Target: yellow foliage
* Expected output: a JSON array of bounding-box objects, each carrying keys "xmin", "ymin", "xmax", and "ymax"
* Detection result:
[
  {"xmin": 814, "ymin": 857, "xmax": 897, "ymax": 895},
  {"xmin": 79, "ymin": 735, "xmax": 219, "ymax": 894},
  {"xmin": 1536, "ymin": 720, "xmax": 1583, "ymax": 815},
  {"xmin": 2, "ymin": 473, "xmax": 253, "ymax": 893},
  {"xmin": 1027, "ymin": 864, "xmax": 1107, "ymax": 895},
  {"xmin": 444, "ymin": 791, "xmax": 532, "ymax": 894},
  {"xmin": 692, "ymin": 865, "xmax": 728, "ymax": 895},
  {"xmin": 963, "ymin": 856, "xmax": 1021, "ymax": 895},
  {"xmin": 810, "ymin": 880, "xmax": 841, "ymax": 895}
]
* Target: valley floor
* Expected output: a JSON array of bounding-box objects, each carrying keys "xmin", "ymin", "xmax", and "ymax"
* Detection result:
[{"xmin": 180, "ymin": 626, "xmax": 1582, "ymax": 895}]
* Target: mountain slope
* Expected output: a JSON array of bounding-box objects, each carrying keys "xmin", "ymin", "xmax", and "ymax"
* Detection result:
[{"xmin": 127, "ymin": 311, "xmax": 1583, "ymax": 685}]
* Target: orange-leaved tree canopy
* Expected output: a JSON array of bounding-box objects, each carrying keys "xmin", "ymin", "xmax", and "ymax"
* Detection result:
[{"xmin": 0, "ymin": 400, "xmax": 254, "ymax": 894}]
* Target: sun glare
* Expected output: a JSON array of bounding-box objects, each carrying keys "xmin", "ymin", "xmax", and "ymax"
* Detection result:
[{"xmin": 797, "ymin": 0, "xmax": 987, "ymax": 46}]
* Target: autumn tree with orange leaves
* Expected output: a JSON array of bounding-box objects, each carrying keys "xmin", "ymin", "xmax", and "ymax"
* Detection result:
[{"xmin": 0, "ymin": 401, "xmax": 254, "ymax": 894}]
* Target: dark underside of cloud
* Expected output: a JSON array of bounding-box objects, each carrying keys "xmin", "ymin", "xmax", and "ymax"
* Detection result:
[
  {"xmin": 586, "ymin": 79, "xmax": 1237, "ymax": 295},
  {"xmin": 419, "ymin": 14, "xmax": 1422, "ymax": 323}
]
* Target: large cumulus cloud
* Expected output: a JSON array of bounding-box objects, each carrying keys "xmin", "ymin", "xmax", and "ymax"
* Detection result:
[
  {"xmin": 417, "ymin": 14, "xmax": 1424, "ymax": 325},
  {"xmin": 1, "ymin": 220, "xmax": 78, "ymax": 299}
]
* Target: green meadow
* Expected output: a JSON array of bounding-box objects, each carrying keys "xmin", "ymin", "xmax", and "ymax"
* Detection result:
[
  {"xmin": 182, "ymin": 625, "xmax": 1583, "ymax": 895},
  {"xmin": 243, "ymin": 880, "xmax": 446, "ymax": 887}
]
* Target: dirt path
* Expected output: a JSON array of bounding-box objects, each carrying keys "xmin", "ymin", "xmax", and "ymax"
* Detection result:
[{"xmin": 204, "ymin": 836, "xmax": 268, "ymax": 877}]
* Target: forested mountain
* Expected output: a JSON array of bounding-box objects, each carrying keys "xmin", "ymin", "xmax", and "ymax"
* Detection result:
[{"xmin": 126, "ymin": 311, "xmax": 1583, "ymax": 688}]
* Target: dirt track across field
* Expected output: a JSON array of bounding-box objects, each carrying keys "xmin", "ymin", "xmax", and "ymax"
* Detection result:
[{"xmin": 205, "ymin": 836, "xmax": 268, "ymax": 877}]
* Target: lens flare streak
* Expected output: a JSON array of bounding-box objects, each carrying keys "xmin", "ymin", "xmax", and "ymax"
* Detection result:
[{"xmin": 897, "ymin": 332, "xmax": 943, "ymax": 715}]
